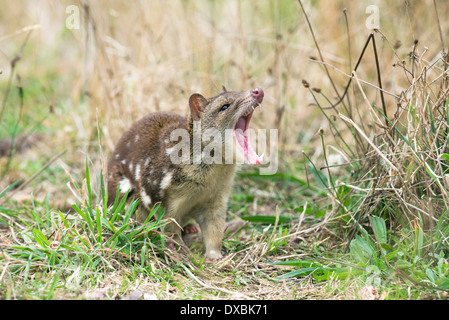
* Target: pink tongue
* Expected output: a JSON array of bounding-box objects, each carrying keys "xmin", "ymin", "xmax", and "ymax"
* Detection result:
[
  {"xmin": 234, "ymin": 129, "xmax": 262, "ymax": 164},
  {"xmin": 236, "ymin": 117, "xmax": 246, "ymax": 130}
]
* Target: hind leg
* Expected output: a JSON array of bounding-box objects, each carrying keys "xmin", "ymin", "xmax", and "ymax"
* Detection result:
[
  {"xmin": 182, "ymin": 218, "xmax": 245, "ymax": 237},
  {"xmin": 183, "ymin": 223, "xmax": 200, "ymax": 234}
]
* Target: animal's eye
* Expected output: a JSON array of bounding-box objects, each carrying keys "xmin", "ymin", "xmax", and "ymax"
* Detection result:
[{"xmin": 220, "ymin": 104, "xmax": 230, "ymax": 111}]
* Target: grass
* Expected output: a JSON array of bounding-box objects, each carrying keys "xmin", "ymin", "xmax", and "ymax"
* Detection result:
[
  {"xmin": 1, "ymin": 0, "xmax": 449, "ymax": 300},
  {"xmin": 0, "ymin": 156, "xmax": 170, "ymax": 299}
]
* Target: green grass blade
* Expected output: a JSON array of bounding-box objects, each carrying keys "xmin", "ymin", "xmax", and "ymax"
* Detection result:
[
  {"xmin": 71, "ymin": 204, "xmax": 94, "ymax": 234},
  {"xmin": 371, "ymin": 216, "xmax": 387, "ymax": 244},
  {"xmin": 0, "ymin": 178, "xmax": 23, "ymax": 199},
  {"xmin": 96, "ymin": 207, "xmax": 102, "ymax": 248},
  {"xmin": 100, "ymin": 170, "xmax": 107, "ymax": 218},
  {"xmin": 32, "ymin": 228, "xmax": 50, "ymax": 248},
  {"xmin": 85, "ymin": 153, "xmax": 92, "ymax": 209},
  {"xmin": 110, "ymin": 223, "xmax": 130, "ymax": 243},
  {"xmin": 241, "ymin": 215, "xmax": 294, "ymax": 224}
]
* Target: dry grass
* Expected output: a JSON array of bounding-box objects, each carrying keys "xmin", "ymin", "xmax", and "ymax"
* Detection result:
[
  {"xmin": 1, "ymin": 0, "xmax": 449, "ymax": 300},
  {"xmin": 2, "ymin": 1, "xmax": 448, "ymax": 175}
]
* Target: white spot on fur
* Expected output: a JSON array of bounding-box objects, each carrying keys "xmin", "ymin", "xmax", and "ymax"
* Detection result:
[
  {"xmin": 165, "ymin": 147, "xmax": 174, "ymax": 155},
  {"xmin": 129, "ymin": 162, "xmax": 133, "ymax": 173},
  {"xmin": 126, "ymin": 141, "xmax": 131, "ymax": 147},
  {"xmin": 115, "ymin": 153, "xmax": 120, "ymax": 160},
  {"xmin": 159, "ymin": 171, "xmax": 173, "ymax": 197},
  {"xmin": 161, "ymin": 171, "xmax": 172, "ymax": 186},
  {"xmin": 135, "ymin": 135, "xmax": 140, "ymax": 142},
  {"xmin": 135, "ymin": 164, "xmax": 141, "ymax": 181},
  {"xmin": 164, "ymin": 139, "xmax": 168, "ymax": 145},
  {"xmin": 119, "ymin": 178, "xmax": 132, "ymax": 193},
  {"xmin": 144, "ymin": 158, "xmax": 150, "ymax": 167},
  {"xmin": 121, "ymin": 159, "xmax": 126, "ymax": 165},
  {"xmin": 140, "ymin": 189, "xmax": 152, "ymax": 208}
]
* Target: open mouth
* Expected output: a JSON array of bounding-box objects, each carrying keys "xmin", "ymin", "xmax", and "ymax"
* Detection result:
[{"xmin": 233, "ymin": 88, "xmax": 264, "ymax": 164}]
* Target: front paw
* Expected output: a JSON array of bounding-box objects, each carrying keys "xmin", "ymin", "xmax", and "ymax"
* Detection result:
[
  {"xmin": 205, "ymin": 257, "xmax": 223, "ymax": 264},
  {"xmin": 205, "ymin": 249, "xmax": 223, "ymax": 263}
]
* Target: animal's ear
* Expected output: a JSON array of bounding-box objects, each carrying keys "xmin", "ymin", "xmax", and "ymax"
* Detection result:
[
  {"xmin": 222, "ymin": 85, "xmax": 227, "ymax": 92},
  {"xmin": 189, "ymin": 93, "xmax": 207, "ymax": 121}
]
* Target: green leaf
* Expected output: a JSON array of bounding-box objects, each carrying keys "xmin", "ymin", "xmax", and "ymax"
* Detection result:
[
  {"xmin": 241, "ymin": 215, "xmax": 293, "ymax": 224},
  {"xmin": 100, "ymin": 170, "xmax": 107, "ymax": 217},
  {"xmin": 278, "ymin": 267, "xmax": 320, "ymax": 278},
  {"xmin": 100, "ymin": 217, "xmax": 116, "ymax": 232},
  {"xmin": 96, "ymin": 207, "xmax": 102, "ymax": 247},
  {"xmin": 72, "ymin": 204, "xmax": 94, "ymax": 233},
  {"xmin": 141, "ymin": 242, "xmax": 147, "ymax": 268},
  {"xmin": 32, "ymin": 228, "xmax": 50, "ymax": 248},
  {"xmin": 58, "ymin": 211, "xmax": 69, "ymax": 228},
  {"xmin": 110, "ymin": 188, "xmax": 130, "ymax": 223},
  {"xmin": 123, "ymin": 199, "xmax": 139, "ymax": 225},
  {"xmin": 372, "ymin": 216, "xmax": 387, "ymax": 244},
  {"xmin": 270, "ymin": 259, "xmax": 321, "ymax": 268},
  {"xmin": 426, "ymin": 268, "xmax": 436, "ymax": 283},
  {"xmin": 438, "ymin": 277, "xmax": 449, "ymax": 290},
  {"xmin": 0, "ymin": 179, "xmax": 23, "ymax": 199},
  {"xmin": 278, "ymin": 266, "xmax": 347, "ymax": 280},
  {"xmin": 396, "ymin": 259, "xmax": 413, "ymax": 269},
  {"xmin": 349, "ymin": 235, "xmax": 374, "ymax": 265},
  {"xmin": 110, "ymin": 223, "xmax": 130, "ymax": 243},
  {"xmin": 380, "ymin": 243, "xmax": 395, "ymax": 252},
  {"xmin": 144, "ymin": 203, "xmax": 162, "ymax": 224}
]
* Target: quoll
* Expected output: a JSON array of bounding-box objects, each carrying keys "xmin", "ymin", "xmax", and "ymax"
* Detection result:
[{"xmin": 107, "ymin": 87, "xmax": 264, "ymax": 260}]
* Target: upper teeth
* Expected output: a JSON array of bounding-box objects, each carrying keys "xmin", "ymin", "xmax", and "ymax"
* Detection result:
[{"xmin": 242, "ymin": 102, "xmax": 262, "ymax": 116}]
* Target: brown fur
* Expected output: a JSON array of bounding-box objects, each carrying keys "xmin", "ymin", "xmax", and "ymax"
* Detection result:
[{"xmin": 107, "ymin": 88, "xmax": 263, "ymax": 259}]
